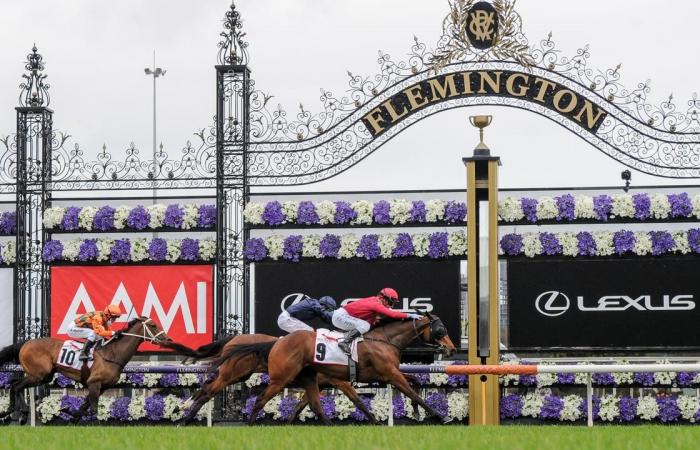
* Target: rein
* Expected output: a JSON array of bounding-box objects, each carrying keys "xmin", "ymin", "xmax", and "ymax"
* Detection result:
[
  {"xmin": 364, "ymin": 319, "xmax": 433, "ymax": 351},
  {"xmin": 119, "ymin": 318, "xmax": 167, "ymax": 345}
]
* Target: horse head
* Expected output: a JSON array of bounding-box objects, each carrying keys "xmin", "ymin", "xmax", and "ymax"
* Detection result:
[
  {"xmin": 415, "ymin": 312, "xmax": 456, "ymax": 357},
  {"xmin": 124, "ymin": 316, "xmax": 172, "ymax": 345}
]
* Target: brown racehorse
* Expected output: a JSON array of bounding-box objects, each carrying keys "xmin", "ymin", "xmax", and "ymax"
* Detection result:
[
  {"xmin": 0, "ymin": 316, "xmax": 196, "ymax": 421},
  {"xmin": 218, "ymin": 313, "xmax": 456, "ymax": 425},
  {"xmin": 178, "ymin": 333, "xmax": 382, "ymax": 424}
]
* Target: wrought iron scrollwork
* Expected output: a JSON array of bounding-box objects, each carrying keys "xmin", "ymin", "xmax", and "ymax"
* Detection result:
[
  {"xmin": 18, "ymin": 45, "xmax": 50, "ymax": 108},
  {"xmin": 217, "ymin": 2, "xmax": 249, "ymax": 66}
]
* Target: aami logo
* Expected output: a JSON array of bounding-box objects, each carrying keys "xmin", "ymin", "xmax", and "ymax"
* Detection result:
[{"xmin": 280, "ymin": 294, "xmax": 434, "ymax": 313}]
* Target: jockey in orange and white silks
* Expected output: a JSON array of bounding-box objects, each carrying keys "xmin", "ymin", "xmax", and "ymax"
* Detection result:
[{"xmin": 67, "ymin": 304, "xmax": 123, "ymax": 361}]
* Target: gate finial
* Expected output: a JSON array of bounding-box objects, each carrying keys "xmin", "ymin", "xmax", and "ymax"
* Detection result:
[
  {"xmin": 18, "ymin": 44, "xmax": 50, "ymax": 107},
  {"xmin": 217, "ymin": 2, "xmax": 249, "ymax": 65}
]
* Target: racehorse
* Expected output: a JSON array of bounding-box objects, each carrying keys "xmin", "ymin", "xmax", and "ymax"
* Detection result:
[
  {"xmin": 178, "ymin": 333, "xmax": 382, "ymax": 424},
  {"xmin": 0, "ymin": 316, "xmax": 197, "ymax": 421},
  {"xmin": 216, "ymin": 313, "xmax": 456, "ymax": 425}
]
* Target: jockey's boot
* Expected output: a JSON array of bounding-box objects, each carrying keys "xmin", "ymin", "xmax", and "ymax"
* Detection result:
[
  {"xmin": 338, "ymin": 329, "xmax": 361, "ymax": 355},
  {"xmin": 79, "ymin": 340, "xmax": 96, "ymax": 362}
]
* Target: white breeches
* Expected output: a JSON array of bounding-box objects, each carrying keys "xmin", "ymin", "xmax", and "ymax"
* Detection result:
[
  {"xmin": 331, "ymin": 308, "xmax": 371, "ymax": 334},
  {"xmin": 66, "ymin": 324, "xmax": 97, "ymax": 342},
  {"xmin": 277, "ymin": 311, "xmax": 314, "ymax": 334}
]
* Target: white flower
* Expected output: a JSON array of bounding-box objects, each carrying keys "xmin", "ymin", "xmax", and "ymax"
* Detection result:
[
  {"xmin": 557, "ymin": 232, "xmax": 578, "ymax": 257},
  {"xmin": 371, "ymin": 392, "xmax": 390, "ymax": 421},
  {"xmin": 650, "ymin": 193, "xmax": 671, "ymax": 219},
  {"xmin": 182, "ymin": 204, "xmax": 199, "ymax": 229},
  {"xmin": 96, "ymin": 396, "xmax": 114, "ymax": 421},
  {"xmin": 521, "ymin": 391, "xmax": 545, "ymax": 418},
  {"xmin": 536, "ymin": 197, "xmax": 558, "ymax": 220},
  {"xmin": 390, "ymin": 199, "xmax": 412, "ymax": 225},
  {"xmin": 447, "ymin": 391, "xmax": 468, "ymax": 421},
  {"xmin": 130, "ymin": 238, "xmax": 149, "ymax": 262},
  {"xmin": 598, "ymin": 395, "xmax": 619, "ymax": 422},
  {"xmin": 2, "ymin": 241, "xmax": 15, "ymax": 264},
  {"xmin": 302, "ymin": 234, "xmax": 321, "ymax": 258},
  {"xmin": 43, "ymin": 207, "xmax": 66, "ymax": 229},
  {"xmin": 499, "ymin": 361, "xmax": 521, "ymax": 386},
  {"xmin": 243, "ymin": 203, "xmax": 265, "ymax": 225},
  {"xmin": 413, "ymin": 233, "xmax": 430, "ymax": 257},
  {"xmin": 335, "ymin": 393, "xmax": 356, "ymax": 420},
  {"xmin": 536, "ymin": 371, "xmax": 557, "ymax": 388},
  {"xmin": 297, "ymin": 398, "xmax": 316, "ymax": 422},
  {"xmin": 0, "ymin": 394, "xmax": 9, "ymax": 415},
  {"xmin": 574, "ymin": 362, "xmax": 593, "ymax": 385},
  {"xmin": 281, "ymin": 201, "xmax": 298, "ymax": 223},
  {"xmin": 673, "ymin": 231, "xmax": 690, "ymax": 254},
  {"xmin": 404, "ymin": 395, "xmax": 426, "ymax": 421},
  {"xmin": 147, "ymin": 204, "xmax": 166, "ymax": 229},
  {"xmin": 78, "ymin": 206, "xmax": 98, "ymax": 230},
  {"xmin": 430, "ymin": 373, "xmax": 449, "ymax": 386},
  {"xmin": 693, "ymin": 194, "xmax": 700, "ymax": 219},
  {"xmin": 612, "ymin": 364, "xmax": 634, "ymax": 385},
  {"xmin": 351, "ymin": 200, "xmax": 373, "ymax": 225},
  {"xmin": 653, "ymin": 359, "xmax": 674, "ymax": 385},
  {"xmin": 263, "ymin": 394, "xmax": 282, "ymax": 419},
  {"xmin": 678, "ymin": 395, "xmax": 699, "ymax": 422},
  {"xmin": 265, "ymin": 236, "xmax": 284, "ymax": 260},
  {"xmin": 426, "ymin": 200, "xmax": 445, "ymax": 222},
  {"xmin": 97, "ymin": 238, "xmax": 113, "ymax": 261},
  {"xmin": 245, "ymin": 373, "xmax": 264, "ymax": 388},
  {"xmin": 37, "ymin": 394, "xmax": 62, "ymax": 423},
  {"xmin": 144, "ymin": 373, "xmax": 160, "ymax": 387},
  {"xmin": 611, "ymin": 194, "xmax": 634, "ymax": 218},
  {"xmin": 316, "ymin": 201, "xmax": 335, "ymax": 225},
  {"xmin": 178, "ymin": 373, "xmax": 199, "ymax": 387},
  {"xmin": 448, "ymin": 230, "xmax": 468, "ymax": 256},
  {"xmin": 593, "ymin": 231, "xmax": 614, "ymax": 256},
  {"xmin": 522, "ymin": 233, "xmax": 543, "ymax": 258},
  {"xmin": 163, "ymin": 394, "xmax": 185, "ymax": 421},
  {"xmin": 378, "ymin": 233, "xmax": 396, "ymax": 258},
  {"xmin": 166, "ymin": 239, "xmax": 181, "ymax": 262},
  {"xmin": 574, "ymin": 195, "xmax": 596, "ymax": 219},
  {"xmin": 560, "ymin": 395, "xmax": 583, "ymax": 421},
  {"xmin": 63, "ymin": 239, "xmax": 81, "ymax": 261},
  {"xmin": 113, "ymin": 205, "xmax": 130, "ymax": 230},
  {"xmin": 339, "ymin": 234, "xmax": 359, "ymax": 259},
  {"xmin": 498, "ymin": 197, "xmax": 524, "ymax": 222},
  {"xmin": 128, "ymin": 395, "xmax": 146, "ymax": 421},
  {"xmin": 634, "ymin": 231, "xmax": 652, "ymax": 256},
  {"xmin": 637, "ymin": 396, "xmax": 659, "ymax": 420},
  {"xmin": 199, "ymin": 239, "xmax": 216, "ymax": 260}
]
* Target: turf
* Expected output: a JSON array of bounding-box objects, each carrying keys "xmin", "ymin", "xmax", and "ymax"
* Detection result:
[{"xmin": 2, "ymin": 425, "xmax": 700, "ymax": 450}]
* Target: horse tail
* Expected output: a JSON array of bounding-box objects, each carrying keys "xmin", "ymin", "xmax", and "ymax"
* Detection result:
[
  {"xmin": 192, "ymin": 336, "xmax": 236, "ymax": 359},
  {"xmin": 209, "ymin": 341, "xmax": 276, "ymax": 371},
  {"xmin": 0, "ymin": 342, "xmax": 24, "ymax": 365}
]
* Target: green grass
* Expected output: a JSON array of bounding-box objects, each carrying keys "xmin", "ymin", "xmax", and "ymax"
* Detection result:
[{"xmin": 2, "ymin": 425, "xmax": 700, "ymax": 450}]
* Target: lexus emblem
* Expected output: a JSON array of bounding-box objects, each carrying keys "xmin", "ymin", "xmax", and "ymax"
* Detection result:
[{"xmin": 535, "ymin": 291, "xmax": 570, "ymax": 317}]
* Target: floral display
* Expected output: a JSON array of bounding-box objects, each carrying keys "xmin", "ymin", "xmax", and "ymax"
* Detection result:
[
  {"xmin": 0, "ymin": 211, "xmax": 16, "ymax": 235},
  {"xmin": 500, "ymin": 229, "xmax": 700, "ymax": 258},
  {"xmin": 498, "ymin": 192, "xmax": 700, "ymax": 223},
  {"xmin": 42, "ymin": 237, "xmax": 216, "ymax": 263},
  {"xmin": 244, "ymin": 231, "xmax": 467, "ymax": 262},
  {"xmin": 0, "ymin": 240, "xmax": 16, "ymax": 265},
  {"xmin": 243, "ymin": 199, "xmax": 466, "ymax": 226},
  {"xmin": 42, "ymin": 204, "xmax": 217, "ymax": 232}
]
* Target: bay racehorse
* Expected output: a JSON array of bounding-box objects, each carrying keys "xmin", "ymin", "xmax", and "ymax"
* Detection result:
[
  {"xmin": 0, "ymin": 316, "xmax": 197, "ymax": 421},
  {"xmin": 216, "ymin": 313, "xmax": 456, "ymax": 425}
]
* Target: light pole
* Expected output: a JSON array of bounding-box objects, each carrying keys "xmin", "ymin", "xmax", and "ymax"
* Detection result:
[{"xmin": 144, "ymin": 51, "xmax": 166, "ymax": 203}]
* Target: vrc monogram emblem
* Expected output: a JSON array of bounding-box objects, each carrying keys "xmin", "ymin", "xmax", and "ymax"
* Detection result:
[{"xmin": 465, "ymin": 2, "xmax": 499, "ymax": 50}]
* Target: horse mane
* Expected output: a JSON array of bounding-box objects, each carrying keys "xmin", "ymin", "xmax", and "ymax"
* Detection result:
[{"xmin": 126, "ymin": 316, "xmax": 148, "ymax": 328}]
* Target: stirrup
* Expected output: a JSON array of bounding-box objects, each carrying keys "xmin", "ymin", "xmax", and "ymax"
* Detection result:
[{"xmin": 338, "ymin": 340, "xmax": 351, "ymax": 355}]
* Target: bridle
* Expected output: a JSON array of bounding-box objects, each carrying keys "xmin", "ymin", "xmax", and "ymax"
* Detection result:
[
  {"xmin": 365, "ymin": 315, "xmax": 448, "ymax": 352},
  {"xmin": 119, "ymin": 318, "xmax": 167, "ymax": 345}
]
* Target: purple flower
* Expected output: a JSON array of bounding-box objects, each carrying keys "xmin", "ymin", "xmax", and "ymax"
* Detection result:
[
  {"xmin": 427, "ymin": 232, "xmax": 449, "ymax": 259},
  {"xmin": 93, "ymin": 206, "xmax": 115, "ymax": 231},
  {"xmin": 413, "ymin": 373, "xmax": 430, "ymax": 385},
  {"xmin": 282, "ymin": 235, "xmax": 303, "ymax": 262},
  {"xmin": 110, "ymin": 239, "xmax": 131, "ymax": 263},
  {"xmin": 0, "ymin": 211, "xmax": 16, "ymax": 234},
  {"xmin": 579, "ymin": 395, "xmax": 601, "ymax": 420},
  {"xmin": 650, "ymin": 231, "xmax": 674, "ymax": 255},
  {"xmin": 444, "ymin": 201, "xmax": 467, "ymax": 223},
  {"xmin": 296, "ymin": 201, "xmax": 319, "ymax": 225},
  {"xmin": 60, "ymin": 395, "xmax": 86, "ymax": 421},
  {"xmin": 334, "ymin": 201, "xmax": 357, "ymax": 225},
  {"xmin": 500, "ymin": 233, "xmax": 523, "ymax": 256},
  {"xmin": 556, "ymin": 194, "xmax": 576, "ymax": 221},
  {"xmin": 593, "ymin": 195, "xmax": 612, "ymax": 221},
  {"xmin": 373, "ymin": 200, "xmax": 391, "ymax": 225},
  {"xmin": 180, "ymin": 238, "xmax": 200, "ymax": 261},
  {"xmin": 519, "ymin": 373, "xmax": 537, "ymax": 386},
  {"xmin": 634, "ymin": 372, "xmax": 654, "ymax": 386},
  {"xmin": 689, "ymin": 229, "xmax": 700, "ymax": 254},
  {"xmin": 633, "ymin": 193, "xmax": 651, "ymax": 220},
  {"xmin": 392, "ymin": 233, "xmax": 414, "ymax": 257},
  {"xmin": 500, "ymin": 394, "xmax": 523, "ymax": 419},
  {"xmin": 145, "ymin": 395, "xmax": 165, "ymax": 421},
  {"xmin": 110, "ymin": 397, "xmax": 131, "ymax": 421},
  {"xmin": 357, "ymin": 234, "xmax": 380, "ymax": 260},
  {"xmin": 592, "ymin": 372, "xmax": 614, "ymax": 385},
  {"xmin": 197, "ymin": 204, "xmax": 217, "ymax": 228},
  {"xmin": 78, "ymin": 239, "xmax": 98, "ymax": 261},
  {"xmin": 61, "ymin": 206, "xmax": 81, "ymax": 230},
  {"xmin": 319, "ymin": 234, "xmax": 340, "ymax": 258},
  {"xmin": 43, "ymin": 240, "xmax": 63, "ymax": 262},
  {"xmin": 521, "ymin": 198, "xmax": 538, "ymax": 222},
  {"xmin": 392, "ymin": 394, "xmax": 407, "ymax": 419},
  {"xmin": 260, "ymin": 373, "xmax": 270, "ymax": 384},
  {"xmin": 447, "ymin": 361, "xmax": 468, "ymax": 386},
  {"xmin": 244, "ymin": 238, "xmax": 267, "ymax": 261},
  {"xmin": 425, "ymin": 392, "xmax": 448, "ymax": 418},
  {"xmin": 159, "ymin": 373, "xmax": 179, "ymax": 387},
  {"xmin": 321, "ymin": 394, "xmax": 338, "ymax": 420},
  {"xmin": 54, "ymin": 373, "xmax": 74, "ymax": 388},
  {"xmin": 557, "ymin": 372, "xmax": 576, "ymax": 384},
  {"xmin": 278, "ymin": 396, "xmax": 300, "ymax": 421},
  {"xmin": 0, "ymin": 372, "xmax": 13, "ymax": 388},
  {"xmin": 164, "ymin": 204, "xmax": 184, "ymax": 228},
  {"xmin": 657, "ymin": 396, "xmax": 680, "ymax": 423},
  {"xmin": 262, "ymin": 201, "xmax": 285, "ymax": 226},
  {"xmin": 577, "ymin": 231, "xmax": 597, "ymax": 256},
  {"xmin": 127, "ymin": 373, "xmax": 145, "ymax": 386},
  {"xmin": 618, "ymin": 397, "xmax": 638, "ymax": 422},
  {"xmin": 613, "ymin": 230, "xmax": 635, "ymax": 255},
  {"xmin": 409, "ymin": 200, "xmax": 427, "ymax": 223},
  {"xmin": 350, "ymin": 396, "xmax": 372, "ymax": 421},
  {"xmin": 668, "ymin": 193, "xmax": 692, "ymax": 218},
  {"xmin": 539, "ymin": 395, "xmax": 564, "ymax": 420},
  {"xmin": 676, "ymin": 372, "xmax": 697, "ymax": 387},
  {"xmin": 148, "ymin": 238, "xmax": 168, "ymax": 261},
  {"xmin": 127, "ymin": 206, "xmax": 150, "ymax": 230},
  {"xmin": 539, "ymin": 232, "xmax": 562, "ymax": 255}
]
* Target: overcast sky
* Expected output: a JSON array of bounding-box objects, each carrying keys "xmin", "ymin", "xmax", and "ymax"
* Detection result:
[{"xmin": 1, "ymin": 0, "xmax": 699, "ymax": 193}]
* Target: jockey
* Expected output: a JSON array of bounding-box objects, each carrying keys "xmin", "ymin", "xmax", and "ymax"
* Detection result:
[
  {"xmin": 277, "ymin": 296, "xmax": 337, "ymax": 334},
  {"xmin": 67, "ymin": 304, "xmax": 123, "ymax": 361},
  {"xmin": 333, "ymin": 287, "xmax": 421, "ymax": 354}
]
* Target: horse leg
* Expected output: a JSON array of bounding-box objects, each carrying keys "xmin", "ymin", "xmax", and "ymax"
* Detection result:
[
  {"xmin": 4, "ymin": 375, "xmax": 45, "ymax": 421},
  {"xmin": 295, "ymin": 370, "xmax": 330, "ymax": 426},
  {"xmin": 248, "ymin": 381, "xmax": 286, "ymax": 425},
  {"xmin": 405, "ymin": 374, "xmax": 422, "ymax": 419},
  {"xmin": 334, "ymin": 381, "xmax": 378, "ymax": 425},
  {"xmin": 386, "ymin": 368, "xmax": 450, "ymax": 423},
  {"xmin": 70, "ymin": 381, "xmax": 102, "ymax": 423}
]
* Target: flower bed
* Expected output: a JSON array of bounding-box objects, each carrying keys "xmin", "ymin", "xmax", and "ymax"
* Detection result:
[
  {"xmin": 499, "ymin": 192, "xmax": 700, "ymax": 223},
  {"xmin": 0, "ymin": 211, "xmax": 16, "ymax": 235},
  {"xmin": 45, "ymin": 371, "xmax": 216, "ymax": 389},
  {"xmin": 43, "ymin": 204, "xmax": 216, "ymax": 232},
  {"xmin": 243, "ymin": 199, "xmax": 466, "ymax": 227},
  {"xmin": 42, "ymin": 237, "xmax": 215, "ymax": 263},
  {"xmin": 244, "ymin": 231, "xmax": 467, "ymax": 262},
  {"xmin": 500, "ymin": 229, "xmax": 700, "ymax": 258},
  {"xmin": 0, "ymin": 241, "xmax": 15, "ymax": 264}
]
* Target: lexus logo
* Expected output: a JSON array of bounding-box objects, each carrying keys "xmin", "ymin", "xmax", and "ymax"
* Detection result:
[{"xmin": 535, "ymin": 291, "xmax": 570, "ymax": 317}]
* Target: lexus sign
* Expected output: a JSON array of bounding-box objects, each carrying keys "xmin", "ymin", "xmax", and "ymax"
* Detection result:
[
  {"xmin": 507, "ymin": 257, "xmax": 700, "ymax": 350},
  {"xmin": 51, "ymin": 265, "xmax": 214, "ymax": 351}
]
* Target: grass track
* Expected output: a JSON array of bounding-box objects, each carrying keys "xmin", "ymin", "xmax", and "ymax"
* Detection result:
[{"xmin": 2, "ymin": 425, "xmax": 700, "ymax": 450}]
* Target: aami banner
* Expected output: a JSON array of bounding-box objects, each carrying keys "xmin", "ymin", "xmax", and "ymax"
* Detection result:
[
  {"xmin": 51, "ymin": 265, "xmax": 213, "ymax": 351},
  {"xmin": 0, "ymin": 268, "xmax": 13, "ymax": 347},
  {"xmin": 254, "ymin": 260, "xmax": 461, "ymax": 347},
  {"xmin": 507, "ymin": 257, "xmax": 700, "ymax": 350}
]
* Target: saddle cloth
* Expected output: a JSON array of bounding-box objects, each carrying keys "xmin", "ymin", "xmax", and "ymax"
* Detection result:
[
  {"xmin": 313, "ymin": 329, "xmax": 360, "ymax": 365},
  {"xmin": 56, "ymin": 340, "xmax": 95, "ymax": 370}
]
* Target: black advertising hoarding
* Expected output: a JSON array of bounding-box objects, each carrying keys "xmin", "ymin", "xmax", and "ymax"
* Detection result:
[
  {"xmin": 253, "ymin": 259, "xmax": 461, "ymax": 347},
  {"xmin": 507, "ymin": 257, "xmax": 700, "ymax": 350}
]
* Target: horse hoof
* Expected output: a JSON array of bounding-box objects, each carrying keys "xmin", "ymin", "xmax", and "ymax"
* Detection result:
[{"xmin": 440, "ymin": 415, "xmax": 453, "ymax": 424}]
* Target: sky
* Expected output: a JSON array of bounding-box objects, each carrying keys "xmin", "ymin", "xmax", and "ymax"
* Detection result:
[{"xmin": 1, "ymin": 0, "xmax": 699, "ymax": 194}]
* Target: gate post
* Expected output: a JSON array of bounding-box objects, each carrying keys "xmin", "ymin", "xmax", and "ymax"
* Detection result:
[
  {"xmin": 15, "ymin": 45, "xmax": 52, "ymax": 342},
  {"xmin": 463, "ymin": 115, "xmax": 500, "ymax": 425}
]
